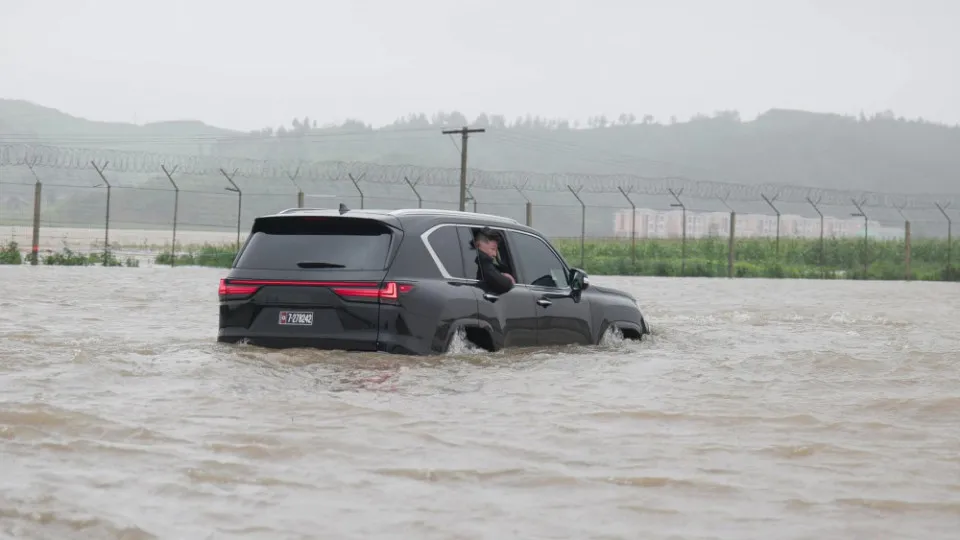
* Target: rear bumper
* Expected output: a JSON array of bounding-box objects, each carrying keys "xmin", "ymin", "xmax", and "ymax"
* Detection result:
[
  {"xmin": 217, "ymin": 327, "xmax": 378, "ymax": 352},
  {"xmin": 217, "ymin": 328, "xmax": 431, "ymax": 355}
]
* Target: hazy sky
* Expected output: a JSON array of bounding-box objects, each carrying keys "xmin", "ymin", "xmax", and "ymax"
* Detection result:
[{"xmin": 1, "ymin": 0, "xmax": 957, "ymax": 131}]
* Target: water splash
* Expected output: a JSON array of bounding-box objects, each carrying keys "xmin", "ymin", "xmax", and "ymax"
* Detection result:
[
  {"xmin": 445, "ymin": 327, "xmax": 485, "ymax": 355},
  {"xmin": 598, "ymin": 325, "xmax": 626, "ymax": 348}
]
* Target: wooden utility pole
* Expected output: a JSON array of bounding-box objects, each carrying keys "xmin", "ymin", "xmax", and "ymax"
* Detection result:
[{"xmin": 442, "ymin": 127, "xmax": 485, "ymax": 211}]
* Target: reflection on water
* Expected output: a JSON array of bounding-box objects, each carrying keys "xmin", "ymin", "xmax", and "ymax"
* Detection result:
[{"xmin": 1, "ymin": 266, "xmax": 958, "ymax": 539}]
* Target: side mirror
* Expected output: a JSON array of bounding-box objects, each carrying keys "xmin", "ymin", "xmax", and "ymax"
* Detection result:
[{"xmin": 569, "ymin": 268, "xmax": 589, "ymax": 291}]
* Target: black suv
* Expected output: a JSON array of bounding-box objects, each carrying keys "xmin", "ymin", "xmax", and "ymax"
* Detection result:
[{"xmin": 218, "ymin": 207, "xmax": 650, "ymax": 355}]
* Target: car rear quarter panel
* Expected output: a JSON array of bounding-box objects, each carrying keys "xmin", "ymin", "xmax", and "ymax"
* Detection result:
[{"xmin": 379, "ymin": 221, "xmax": 480, "ymax": 354}]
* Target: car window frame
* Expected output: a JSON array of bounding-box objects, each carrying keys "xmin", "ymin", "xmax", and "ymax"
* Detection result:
[
  {"xmin": 420, "ymin": 223, "xmax": 571, "ymax": 290},
  {"xmin": 502, "ymin": 230, "xmax": 571, "ymax": 291},
  {"xmin": 422, "ymin": 224, "xmax": 468, "ymax": 278}
]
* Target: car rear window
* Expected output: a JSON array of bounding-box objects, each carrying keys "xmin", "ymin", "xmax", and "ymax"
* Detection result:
[{"xmin": 234, "ymin": 216, "xmax": 395, "ymax": 270}]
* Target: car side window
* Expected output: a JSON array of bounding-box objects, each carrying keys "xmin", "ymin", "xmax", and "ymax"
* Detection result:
[
  {"xmin": 426, "ymin": 225, "xmax": 466, "ymax": 278},
  {"xmin": 507, "ymin": 232, "xmax": 570, "ymax": 289},
  {"xmin": 456, "ymin": 226, "xmax": 479, "ymax": 280}
]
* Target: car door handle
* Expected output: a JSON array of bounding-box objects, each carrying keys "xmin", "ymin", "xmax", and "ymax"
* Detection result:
[
  {"xmin": 483, "ymin": 293, "xmax": 499, "ymax": 302},
  {"xmin": 537, "ymin": 298, "xmax": 552, "ymax": 307}
]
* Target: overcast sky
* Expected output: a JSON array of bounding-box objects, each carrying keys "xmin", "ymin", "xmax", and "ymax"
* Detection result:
[{"xmin": 1, "ymin": 0, "xmax": 957, "ymax": 131}]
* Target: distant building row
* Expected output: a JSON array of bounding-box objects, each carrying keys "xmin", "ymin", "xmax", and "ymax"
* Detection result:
[{"xmin": 612, "ymin": 209, "xmax": 904, "ymax": 240}]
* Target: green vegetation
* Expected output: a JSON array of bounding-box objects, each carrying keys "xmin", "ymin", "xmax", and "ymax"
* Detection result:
[
  {"xmin": 553, "ymin": 237, "xmax": 958, "ymax": 281},
  {"xmin": 155, "ymin": 244, "xmax": 236, "ymax": 268},
  {"xmin": 150, "ymin": 237, "xmax": 957, "ymax": 281},
  {"xmin": 0, "ymin": 243, "xmax": 139, "ymax": 267},
  {"xmin": 0, "ymin": 241, "xmax": 22, "ymax": 265},
  {"xmin": 44, "ymin": 248, "xmax": 140, "ymax": 267},
  {"xmin": 42, "ymin": 248, "xmax": 119, "ymax": 267}
]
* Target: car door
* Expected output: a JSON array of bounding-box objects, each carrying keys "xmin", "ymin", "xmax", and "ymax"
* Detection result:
[
  {"xmin": 419, "ymin": 223, "xmax": 482, "ymax": 350},
  {"xmin": 456, "ymin": 225, "xmax": 538, "ymax": 350},
  {"xmin": 505, "ymin": 230, "xmax": 593, "ymax": 347}
]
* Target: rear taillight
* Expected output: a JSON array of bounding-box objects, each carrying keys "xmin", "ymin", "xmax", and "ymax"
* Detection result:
[
  {"xmin": 331, "ymin": 282, "xmax": 413, "ymax": 301},
  {"xmin": 217, "ymin": 279, "xmax": 412, "ymax": 301},
  {"xmin": 219, "ymin": 278, "xmax": 260, "ymax": 297}
]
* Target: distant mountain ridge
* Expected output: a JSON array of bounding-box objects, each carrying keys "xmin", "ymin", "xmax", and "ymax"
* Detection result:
[
  {"xmin": 2, "ymin": 98, "xmax": 959, "ymax": 195},
  {"xmin": 0, "ymin": 99, "xmax": 237, "ymax": 155}
]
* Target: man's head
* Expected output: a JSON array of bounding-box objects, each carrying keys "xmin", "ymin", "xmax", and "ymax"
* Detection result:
[{"xmin": 474, "ymin": 227, "xmax": 501, "ymax": 258}]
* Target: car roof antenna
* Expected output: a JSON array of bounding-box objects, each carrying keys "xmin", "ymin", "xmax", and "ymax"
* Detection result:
[{"xmin": 338, "ymin": 203, "xmax": 350, "ymax": 215}]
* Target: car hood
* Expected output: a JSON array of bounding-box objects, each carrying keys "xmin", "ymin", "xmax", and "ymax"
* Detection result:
[{"xmin": 589, "ymin": 284, "xmax": 636, "ymax": 303}]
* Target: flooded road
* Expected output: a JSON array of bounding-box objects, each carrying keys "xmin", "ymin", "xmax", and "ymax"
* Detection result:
[{"xmin": 1, "ymin": 266, "xmax": 958, "ymax": 540}]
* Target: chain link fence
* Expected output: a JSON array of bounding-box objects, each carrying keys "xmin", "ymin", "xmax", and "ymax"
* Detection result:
[{"xmin": 0, "ymin": 147, "xmax": 956, "ymax": 280}]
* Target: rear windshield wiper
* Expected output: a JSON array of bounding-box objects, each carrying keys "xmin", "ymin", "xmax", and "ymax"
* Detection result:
[{"xmin": 297, "ymin": 261, "xmax": 346, "ymax": 269}]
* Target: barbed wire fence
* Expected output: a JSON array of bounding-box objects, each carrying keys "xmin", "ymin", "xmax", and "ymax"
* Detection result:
[{"xmin": 0, "ymin": 143, "xmax": 957, "ymax": 280}]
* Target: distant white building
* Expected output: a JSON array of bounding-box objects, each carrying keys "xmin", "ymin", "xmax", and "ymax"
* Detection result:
[{"xmin": 613, "ymin": 208, "xmax": 886, "ymax": 240}]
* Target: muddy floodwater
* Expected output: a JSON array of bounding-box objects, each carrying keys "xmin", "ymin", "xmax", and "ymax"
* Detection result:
[{"xmin": 1, "ymin": 266, "xmax": 958, "ymax": 540}]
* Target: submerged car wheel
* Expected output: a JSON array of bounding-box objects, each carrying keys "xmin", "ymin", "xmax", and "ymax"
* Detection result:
[
  {"xmin": 600, "ymin": 322, "xmax": 645, "ymax": 344},
  {"xmin": 446, "ymin": 326, "xmax": 495, "ymax": 353}
]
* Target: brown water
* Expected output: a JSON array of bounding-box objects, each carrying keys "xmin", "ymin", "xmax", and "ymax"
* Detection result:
[{"xmin": 1, "ymin": 266, "xmax": 958, "ymax": 540}]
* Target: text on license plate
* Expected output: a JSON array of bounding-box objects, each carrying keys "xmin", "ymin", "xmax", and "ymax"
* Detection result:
[{"xmin": 278, "ymin": 311, "xmax": 314, "ymax": 326}]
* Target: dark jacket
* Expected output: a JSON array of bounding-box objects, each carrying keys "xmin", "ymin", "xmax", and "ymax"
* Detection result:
[{"xmin": 476, "ymin": 251, "xmax": 514, "ymax": 294}]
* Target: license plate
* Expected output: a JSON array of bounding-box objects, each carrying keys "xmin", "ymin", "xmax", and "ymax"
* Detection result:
[{"xmin": 278, "ymin": 311, "xmax": 314, "ymax": 326}]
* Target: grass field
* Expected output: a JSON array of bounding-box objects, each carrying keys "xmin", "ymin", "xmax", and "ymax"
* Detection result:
[
  {"xmin": 551, "ymin": 236, "xmax": 957, "ymax": 281},
  {"xmin": 148, "ymin": 235, "xmax": 956, "ymax": 282},
  {"xmin": 2, "ymin": 228, "xmax": 955, "ymax": 281}
]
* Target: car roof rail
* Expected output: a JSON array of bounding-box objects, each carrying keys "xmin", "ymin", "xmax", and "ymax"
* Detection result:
[
  {"xmin": 276, "ymin": 207, "xmax": 334, "ymax": 215},
  {"xmin": 388, "ymin": 208, "xmax": 520, "ymax": 224}
]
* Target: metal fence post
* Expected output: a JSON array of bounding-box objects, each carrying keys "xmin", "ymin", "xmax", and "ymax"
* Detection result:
[
  {"xmin": 905, "ymin": 221, "xmax": 912, "ymax": 280},
  {"xmin": 91, "ymin": 160, "xmax": 111, "ymax": 266},
  {"xmin": 286, "ymin": 165, "xmax": 303, "ymax": 208},
  {"xmin": 895, "ymin": 204, "xmax": 910, "ymax": 280},
  {"xmin": 404, "ymin": 176, "xmax": 423, "ymax": 208},
  {"xmin": 567, "ymin": 185, "xmax": 586, "ymax": 268},
  {"xmin": 728, "ymin": 211, "xmax": 736, "ymax": 277},
  {"xmin": 668, "ymin": 188, "xmax": 686, "ymax": 275},
  {"xmin": 514, "ymin": 186, "xmax": 532, "ymax": 226},
  {"xmin": 161, "ymin": 164, "xmax": 179, "ymax": 267},
  {"xmin": 761, "ymin": 193, "xmax": 781, "ymax": 257},
  {"xmin": 348, "ymin": 173, "xmax": 365, "ymax": 209},
  {"xmin": 935, "ymin": 202, "xmax": 952, "ymax": 279},
  {"xmin": 220, "ymin": 168, "xmax": 241, "ymax": 251},
  {"xmin": 617, "ymin": 186, "xmax": 636, "ymax": 266},
  {"xmin": 807, "ymin": 196, "xmax": 825, "ymax": 278},
  {"xmin": 851, "ymin": 198, "xmax": 869, "ymax": 279},
  {"xmin": 718, "ymin": 194, "xmax": 735, "ymax": 278},
  {"xmin": 464, "ymin": 184, "xmax": 478, "ymax": 213},
  {"xmin": 720, "ymin": 192, "xmax": 737, "ymax": 278}
]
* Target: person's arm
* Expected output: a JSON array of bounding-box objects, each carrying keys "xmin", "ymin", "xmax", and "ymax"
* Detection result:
[{"xmin": 478, "ymin": 256, "xmax": 515, "ymax": 294}]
